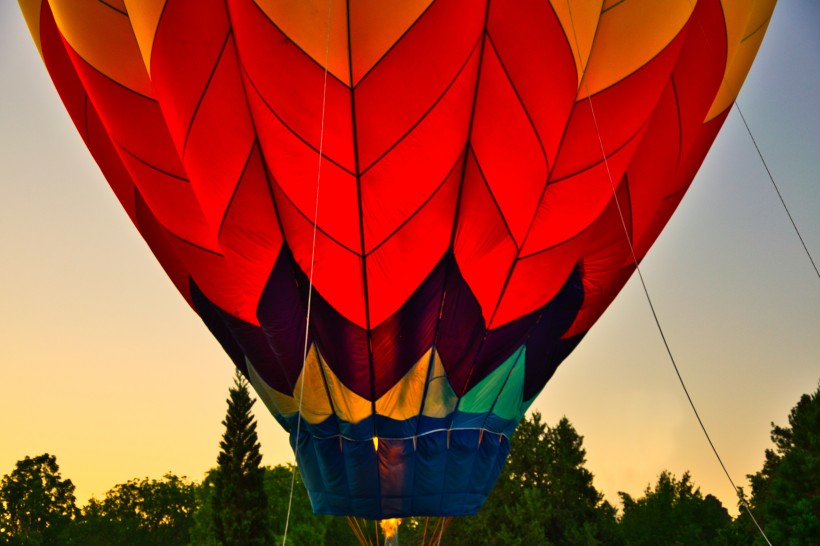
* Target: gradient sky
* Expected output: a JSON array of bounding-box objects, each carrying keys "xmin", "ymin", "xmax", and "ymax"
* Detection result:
[{"xmin": 1, "ymin": 1, "xmax": 818, "ymax": 517}]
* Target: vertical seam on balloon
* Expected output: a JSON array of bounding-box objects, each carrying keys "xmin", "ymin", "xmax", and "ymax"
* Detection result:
[
  {"xmin": 420, "ymin": 0, "xmax": 490, "ymax": 511},
  {"xmin": 439, "ymin": 3, "xmax": 492, "ymax": 514},
  {"xmin": 182, "ymin": 29, "xmax": 233, "ymax": 155},
  {"xmin": 358, "ymin": 36, "xmax": 482, "ymax": 176},
  {"xmin": 345, "ymin": 0, "xmax": 377, "ymax": 426},
  {"xmin": 351, "ymin": 1, "xmax": 438, "ymax": 88}
]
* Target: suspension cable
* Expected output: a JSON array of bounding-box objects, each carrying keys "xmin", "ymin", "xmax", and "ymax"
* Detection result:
[
  {"xmin": 565, "ymin": 2, "xmax": 772, "ymax": 545},
  {"xmin": 281, "ymin": 1, "xmax": 332, "ymax": 544}
]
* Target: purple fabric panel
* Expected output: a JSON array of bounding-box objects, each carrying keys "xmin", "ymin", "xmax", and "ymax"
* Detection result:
[
  {"xmin": 256, "ymin": 247, "xmax": 310, "ymax": 392},
  {"xmin": 522, "ymin": 267, "xmax": 585, "ymax": 399},
  {"xmin": 307, "ymin": 284, "xmax": 372, "ymax": 400},
  {"xmin": 436, "ymin": 257, "xmax": 486, "ymax": 394},
  {"xmin": 369, "ymin": 258, "xmax": 445, "ymax": 398}
]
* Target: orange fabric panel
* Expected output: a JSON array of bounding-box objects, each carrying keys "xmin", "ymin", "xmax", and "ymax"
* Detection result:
[
  {"xmin": 580, "ymin": 0, "xmax": 693, "ymax": 97},
  {"xmin": 253, "ymin": 0, "xmax": 350, "ymax": 84},
  {"xmin": 49, "ymin": 0, "xmax": 152, "ymax": 96}
]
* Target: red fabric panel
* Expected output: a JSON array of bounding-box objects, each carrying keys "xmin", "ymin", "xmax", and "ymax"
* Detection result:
[
  {"xmin": 470, "ymin": 39, "xmax": 547, "ymax": 247},
  {"xmin": 181, "ymin": 37, "xmax": 256, "ymax": 229},
  {"xmin": 360, "ymin": 45, "xmax": 480, "ymax": 253},
  {"xmin": 217, "ymin": 144, "xmax": 283, "ymax": 322},
  {"xmin": 365, "ymin": 153, "xmax": 462, "ymax": 328},
  {"xmin": 670, "ymin": 0, "xmax": 728, "ymax": 162},
  {"xmin": 272, "ymin": 182, "xmax": 366, "ymax": 329},
  {"xmin": 354, "ymin": 0, "xmax": 485, "ymax": 170},
  {"xmin": 486, "ymin": 0, "xmax": 577, "ymax": 169},
  {"xmin": 562, "ymin": 182, "xmax": 634, "ymax": 339},
  {"xmin": 454, "ymin": 151, "xmax": 518, "ymax": 326},
  {"xmin": 149, "ymin": 0, "xmax": 231, "ymax": 152},
  {"xmin": 227, "ymin": 0, "xmax": 355, "ymax": 173},
  {"xmin": 244, "ymin": 81, "xmax": 361, "ymax": 254},
  {"xmin": 523, "ymin": 125, "xmax": 646, "ymax": 256},
  {"xmin": 491, "ymin": 235, "xmax": 584, "ymax": 328},
  {"xmin": 551, "ymin": 23, "xmax": 689, "ymax": 181},
  {"xmin": 38, "ymin": 4, "xmax": 192, "ymax": 305}
]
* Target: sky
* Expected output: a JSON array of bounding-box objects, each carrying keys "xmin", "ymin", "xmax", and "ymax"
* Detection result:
[{"xmin": 1, "ymin": 1, "xmax": 818, "ymax": 517}]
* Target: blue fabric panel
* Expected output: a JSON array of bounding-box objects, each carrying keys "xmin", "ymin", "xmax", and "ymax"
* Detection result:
[
  {"xmin": 313, "ymin": 436, "xmax": 348, "ymax": 503},
  {"xmin": 342, "ymin": 437, "xmax": 380, "ymax": 500},
  {"xmin": 411, "ymin": 430, "xmax": 449, "ymax": 506},
  {"xmin": 443, "ymin": 428, "xmax": 481, "ymax": 496},
  {"xmin": 298, "ymin": 426, "xmax": 511, "ymax": 518},
  {"xmin": 375, "ymin": 414, "xmax": 419, "ymax": 439},
  {"xmin": 451, "ymin": 411, "xmax": 486, "ymax": 430}
]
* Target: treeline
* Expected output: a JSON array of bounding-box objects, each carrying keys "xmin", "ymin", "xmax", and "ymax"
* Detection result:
[{"xmin": 1, "ymin": 377, "xmax": 817, "ymax": 545}]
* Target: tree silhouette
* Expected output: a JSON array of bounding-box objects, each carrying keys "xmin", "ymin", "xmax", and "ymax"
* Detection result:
[
  {"xmin": 737, "ymin": 382, "xmax": 820, "ymax": 545},
  {"xmin": 0, "ymin": 453, "xmax": 78, "ymax": 545},
  {"xmin": 211, "ymin": 370, "xmax": 272, "ymax": 546},
  {"xmin": 619, "ymin": 471, "xmax": 731, "ymax": 546},
  {"xmin": 445, "ymin": 413, "xmax": 622, "ymax": 545}
]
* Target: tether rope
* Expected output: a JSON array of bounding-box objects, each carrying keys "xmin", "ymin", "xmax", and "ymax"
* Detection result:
[
  {"xmin": 733, "ymin": 101, "xmax": 819, "ymax": 280},
  {"xmin": 281, "ymin": 1, "xmax": 332, "ymax": 544},
  {"xmin": 565, "ymin": 2, "xmax": 773, "ymax": 545}
]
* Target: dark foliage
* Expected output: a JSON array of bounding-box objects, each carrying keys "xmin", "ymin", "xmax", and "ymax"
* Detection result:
[
  {"xmin": 0, "ymin": 453, "xmax": 78, "ymax": 546},
  {"xmin": 64, "ymin": 473, "xmax": 196, "ymax": 546},
  {"xmin": 211, "ymin": 370, "xmax": 272, "ymax": 546},
  {"xmin": 444, "ymin": 413, "xmax": 622, "ymax": 546},
  {"xmin": 619, "ymin": 471, "xmax": 732, "ymax": 545},
  {"xmin": 734, "ymin": 382, "xmax": 820, "ymax": 545}
]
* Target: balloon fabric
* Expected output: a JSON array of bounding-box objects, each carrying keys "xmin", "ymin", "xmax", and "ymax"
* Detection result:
[{"xmin": 20, "ymin": 0, "xmax": 775, "ymax": 518}]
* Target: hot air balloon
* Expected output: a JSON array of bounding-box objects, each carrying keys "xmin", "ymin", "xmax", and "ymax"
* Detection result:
[{"xmin": 19, "ymin": 0, "xmax": 776, "ymax": 521}]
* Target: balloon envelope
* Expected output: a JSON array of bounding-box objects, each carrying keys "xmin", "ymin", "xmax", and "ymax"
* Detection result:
[{"xmin": 21, "ymin": 0, "xmax": 774, "ymax": 518}]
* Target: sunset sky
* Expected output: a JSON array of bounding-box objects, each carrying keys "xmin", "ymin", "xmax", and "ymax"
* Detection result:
[{"xmin": 1, "ymin": 1, "xmax": 818, "ymax": 517}]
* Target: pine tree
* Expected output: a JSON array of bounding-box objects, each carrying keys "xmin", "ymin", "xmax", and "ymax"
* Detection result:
[{"xmin": 211, "ymin": 370, "xmax": 272, "ymax": 546}]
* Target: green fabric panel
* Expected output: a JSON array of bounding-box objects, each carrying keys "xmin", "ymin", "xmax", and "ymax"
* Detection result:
[
  {"xmin": 492, "ymin": 349, "xmax": 526, "ymax": 420},
  {"xmin": 459, "ymin": 347, "xmax": 524, "ymax": 414}
]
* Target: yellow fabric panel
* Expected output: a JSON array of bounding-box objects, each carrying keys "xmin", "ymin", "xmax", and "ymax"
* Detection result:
[
  {"xmin": 549, "ymin": 0, "xmax": 602, "ymax": 87},
  {"xmin": 49, "ymin": 0, "xmax": 152, "ymax": 96},
  {"xmin": 375, "ymin": 348, "xmax": 431, "ymax": 421},
  {"xmin": 122, "ymin": 0, "xmax": 165, "ymax": 75},
  {"xmin": 291, "ymin": 344, "xmax": 335, "ymax": 423},
  {"xmin": 246, "ymin": 346, "xmax": 335, "ymax": 425},
  {"xmin": 421, "ymin": 349, "xmax": 458, "ymax": 419},
  {"xmin": 320, "ymin": 351, "xmax": 373, "ymax": 424},
  {"xmin": 348, "ymin": 0, "xmax": 433, "ymax": 84},
  {"xmin": 580, "ymin": 0, "xmax": 693, "ymax": 97},
  {"xmin": 706, "ymin": 0, "xmax": 776, "ymax": 120},
  {"xmin": 254, "ymin": 0, "xmax": 351, "ymax": 85},
  {"xmin": 18, "ymin": 0, "xmax": 43, "ymax": 59}
]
